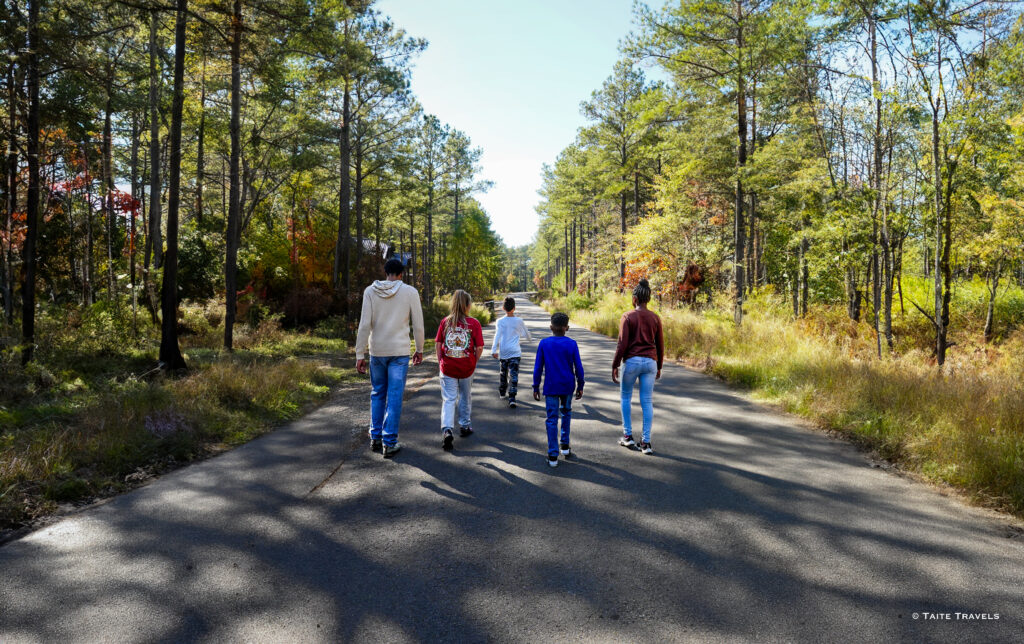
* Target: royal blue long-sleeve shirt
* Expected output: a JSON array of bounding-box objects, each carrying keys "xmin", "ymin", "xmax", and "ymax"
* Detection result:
[{"xmin": 533, "ymin": 335, "xmax": 585, "ymax": 396}]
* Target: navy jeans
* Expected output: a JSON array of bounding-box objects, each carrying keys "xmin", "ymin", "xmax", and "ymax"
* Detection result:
[
  {"xmin": 545, "ymin": 394, "xmax": 572, "ymax": 459},
  {"xmin": 369, "ymin": 355, "xmax": 410, "ymax": 446}
]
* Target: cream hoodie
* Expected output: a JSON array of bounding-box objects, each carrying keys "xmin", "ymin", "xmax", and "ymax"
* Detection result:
[{"xmin": 354, "ymin": 279, "xmax": 425, "ymax": 360}]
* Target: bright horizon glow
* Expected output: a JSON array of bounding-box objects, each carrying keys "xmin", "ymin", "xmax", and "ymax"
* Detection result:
[{"xmin": 375, "ymin": 0, "xmax": 637, "ymax": 248}]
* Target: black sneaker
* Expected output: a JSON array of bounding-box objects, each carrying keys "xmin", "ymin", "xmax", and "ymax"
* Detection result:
[
  {"xmin": 442, "ymin": 428, "xmax": 454, "ymax": 450},
  {"xmin": 370, "ymin": 438, "xmax": 383, "ymax": 453},
  {"xmin": 548, "ymin": 455, "xmax": 558, "ymax": 468},
  {"xmin": 459, "ymin": 425, "xmax": 474, "ymax": 437},
  {"xmin": 640, "ymin": 441, "xmax": 654, "ymax": 455},
  {"xmin": 619, "ymin": 434, "xmax": 636, "ymax": 448},
  {"xmin": 499, "ymin": 390, "xmax": 507, "ymax": 398},
  {"xmin": 382, "ymin": 442, "xmax": 402, "ymax": 458},
  {"xmin": 508, "ymin": 398, "xmax": 517, "ymax": 409},
  {"xmin": 559, "ymin": 443, "xmax": 571, "ymax": 457}
]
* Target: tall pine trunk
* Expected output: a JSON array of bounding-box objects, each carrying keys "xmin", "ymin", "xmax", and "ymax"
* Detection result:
[
  {"xmin": 333, "ymin": 84, "xmax": 351, "ymax": 304},
  {"xmin": 147, "ymin": 9, "xmax": 162, "ymax": 269},
  {"xmin": 102, "ymin": 80, "xmax": 116, "ymax": 298},
  {"xmin": 21, "ymin": 0, "xmax": 40, "ymax": 364},
  {"xmin": 224, "ymin": 0, "xmax": 242, "ymax": 350},
  {"xmin": 158, "ymin": 0, "xmax": 188, "ymax": 371},
  {"xmin": 4, "ymin": 59, "xmax": 16, "ymax": 323},
  {"xmin": 194, "ymin": 51, "xmax": 206, "ymax": 225}
]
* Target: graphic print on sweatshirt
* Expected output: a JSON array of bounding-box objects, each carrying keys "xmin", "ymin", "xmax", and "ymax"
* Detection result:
[{"xmin": 443, "ymin": 324, "xmax": 472, "ymax": 359}]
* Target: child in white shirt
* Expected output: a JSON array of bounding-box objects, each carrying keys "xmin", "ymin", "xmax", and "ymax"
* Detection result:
[{"xmin": 490, "ymin": 296, "xmax": 532, "ymax": 408}]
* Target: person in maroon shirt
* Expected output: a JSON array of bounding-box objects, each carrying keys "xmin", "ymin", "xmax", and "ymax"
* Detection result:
[
  {"xmin": 436, "ymin": 289, "xmax": 484, "ymax": 451},
  {"xmin": 612, "ymin": 279, "xmax": 664, "ymax": 455}
]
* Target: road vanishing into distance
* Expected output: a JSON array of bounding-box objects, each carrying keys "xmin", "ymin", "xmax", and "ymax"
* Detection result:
[{"xmin": 2, "ymin": 297, "xmax": 1022, "ymax": 643}]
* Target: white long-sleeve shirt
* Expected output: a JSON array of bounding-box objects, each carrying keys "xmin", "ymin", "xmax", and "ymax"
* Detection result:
[{"xmin": 490, "ymin": 315, "xmax": 532, "ymax": 360}]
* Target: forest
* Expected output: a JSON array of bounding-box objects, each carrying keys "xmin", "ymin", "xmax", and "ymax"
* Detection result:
[
  {"xmin": 1, "ymin": 0, "xmax": 510, "ymax": 367},
  {"xmin": 532, "ymin": 0, "xmax": 1024, "ymax": 511},
  {"xmin": 534, "ymin": 0, "xmax": 1024, "ymax": 360},
  {"xmin": 0, "ymin": 0, "xmax": 512, "ymax": 528}
]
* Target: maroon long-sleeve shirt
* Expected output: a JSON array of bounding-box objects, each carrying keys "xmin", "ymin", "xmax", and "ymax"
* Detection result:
[{"xmin": 612, "ymin": 308, "xmax": 664, "ymax": 370}]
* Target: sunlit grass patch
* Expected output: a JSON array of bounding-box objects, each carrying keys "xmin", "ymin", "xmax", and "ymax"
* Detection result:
[
  {"xmin": 540, "ymin": 288, "xmax": 1024, "ymax": 516},
  {"xmin": 1, "ymin": 313, "xmax": 350, "ymax": 531}
]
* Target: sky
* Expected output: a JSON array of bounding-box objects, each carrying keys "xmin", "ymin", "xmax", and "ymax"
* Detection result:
[{"xmin": 374, "ymin": 0, "xmax": 638, "ymax": 248}]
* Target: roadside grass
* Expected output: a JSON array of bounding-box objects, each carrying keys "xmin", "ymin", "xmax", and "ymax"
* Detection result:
[
  {"xmin": 1, "ymin": 300, "xmax": 351, "ymax": 532},
  {"xmin": 542, "ymin": 282, "xmax": 1024, "ymax": 516}
]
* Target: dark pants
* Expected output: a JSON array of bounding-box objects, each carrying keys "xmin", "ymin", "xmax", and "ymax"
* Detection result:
[
  {"xmin": 545, "ymin": 394, "xmax": 572, "ymax": 459},
  {"xmin": 499, "ymin": 357, "xmax": 521, "ymax": 398}
]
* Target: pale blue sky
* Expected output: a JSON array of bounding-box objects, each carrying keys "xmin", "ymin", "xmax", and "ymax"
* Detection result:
[{"xmin": 375, "ymin": 0, "xmax": 637, "ymax": 247}]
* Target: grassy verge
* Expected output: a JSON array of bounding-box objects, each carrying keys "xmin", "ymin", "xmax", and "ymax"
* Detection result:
[
  {"xmin": 542, "ymin": 284, "xmax": 1024, "ymax": 517},
  {"xmin": 1, "ymin": 301, "xmax": 352, "ymax": 532}
]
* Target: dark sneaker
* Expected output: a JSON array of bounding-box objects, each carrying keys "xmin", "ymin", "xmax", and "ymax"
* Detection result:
[
  {"xmin": 442, "ymin": 428, "xmax": 454, "ymax": 450},
  {"xmin": 619, "ymin": 434, "xmax": 636, "ymax": 448},
  {"xmin": 559, "ymin": 443, "xmax": 571, "ymax": 457},
  {"xmin": 382, "ymin": 442, "xmax": 402, "ymax": 458},
  {"xmin": 499, "ymin": 390, "xmax": 507, "ymax": 398},
  {"xmin": 459, "ymin": 426, "xmax": 474, "ymax": 438},
  {"xmin": 640, "ymin": 441, "xmax": 654, "ymax": 455},
  {"xmin": 508, "ymin": 398, "xmax": 517, "ymax": 409},
  {"xmin": 548, "ymin": 455, "xmax": 558, "ymax": 468},
  {"xmin": 370, "ymin": 438, "xmax": 383, "ymax": 453}
]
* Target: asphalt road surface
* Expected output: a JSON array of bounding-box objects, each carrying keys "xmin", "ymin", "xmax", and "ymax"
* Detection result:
[{"xmin": 2, "ymin": 297, "xmax": 1022, "ymax": 643}]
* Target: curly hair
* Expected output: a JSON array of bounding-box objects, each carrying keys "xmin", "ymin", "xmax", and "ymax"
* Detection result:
[{"xmin": 633, "ymin": 279, "xmax": 652, "ymax": 305}]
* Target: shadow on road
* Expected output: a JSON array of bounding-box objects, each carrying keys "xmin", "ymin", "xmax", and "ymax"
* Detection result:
[{"xmin": 2, "ymin": 297, "xmax": 1021, "ymax": 643}]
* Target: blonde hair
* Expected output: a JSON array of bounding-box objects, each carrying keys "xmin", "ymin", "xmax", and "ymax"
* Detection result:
[{"xmin": 445, "ymin": 290, "xmax": 472, "ymax": 328}]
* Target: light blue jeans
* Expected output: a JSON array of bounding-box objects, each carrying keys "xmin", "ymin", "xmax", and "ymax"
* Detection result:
[
  {"xmin": 440, "ymin": 373, "xmax": 473, "ymax": 430},
  {"xmin": 620, "ymin": 356, "xmax": 657, "ymax": 443},
  {"xmin": 369, "ymin": 355, "xmax": 410, "ymax": 446}
]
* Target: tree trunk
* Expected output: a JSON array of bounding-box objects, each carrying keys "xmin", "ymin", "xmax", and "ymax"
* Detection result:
[
  {"xmin": 333, "ymin": 83, "xmax": 351, "ymax": 303},
  {"xmin": 565, "ymin": 222, "xmax": 573, "ymax": 290},
  {"xmin": 158, "ymin": 0, "xmax": 188, "ymax": 371},
  {"xmin": 194, "ymin": 51, "xmax": 206, "ymax": 225},
  {"xmin": 130, "ymin": 111, "xmax": 140, "ymax": 335},
  {"xmin": 984, "ymin": 262, "xmax": 1000, "ymax": 343},
  {"xmin": 4, "ymin": 59, "xmax": 16, "ymax": 323},
  {"xmin": 224, "ymin": 0, "xmax": 242, "ymax": 350},
  {"xmin": 20, "ymin": 0, "xmax": 40, "ymax": 364},
  {"xmin": 147, "ymin": 9, "xmax": 163, "ymax": 269},
  {"xmin": 732, "ymin": 0, "xmax": 747, "ymax": 325},
  {"xmin": 103, "ymin": 81, "xmax": 116, "ymax": 298},
  {"xmin": 84, "ymin": 141, "xmax": 93, "ymax": 305},
  {"xmin": 354, "ymin": 137, "xmax": 363, "ymax": 271},
  {"xmin": 425, "ymin": 177, "xmax": 433, "ymax": 299},
  {"xmin": 619, "ymin": 190, "xmax": 627, "ymax": 288},
  {"xmin": 800, "ymin": 211, "xmax": 809, "ymax": 317}
]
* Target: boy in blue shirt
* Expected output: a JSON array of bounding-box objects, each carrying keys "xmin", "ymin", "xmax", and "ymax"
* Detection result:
[{"xmin": 532, "ymin": 312, "xmax": 585, "ymax": 468}]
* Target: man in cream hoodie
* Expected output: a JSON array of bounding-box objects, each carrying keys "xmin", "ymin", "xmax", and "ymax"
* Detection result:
[{"xmin": 355, "ymin": 258, "xmax": 425, "ymax": 458}]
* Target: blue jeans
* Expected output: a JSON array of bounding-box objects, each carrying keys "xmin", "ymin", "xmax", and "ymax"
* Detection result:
[
  {"xmin": 545, "ymin": 394, "xmax": 572, "ymax": 458},
  {"xmin": 369, "ymin": 355, "xmax": 410, "ymax": 446},
  {"xmin": 440, "ymin": 373, "xmax": 473, "ymax": 429},
  {"xmin": 620, "ymin": 356, "xmax": 657, "ymax": 443}
]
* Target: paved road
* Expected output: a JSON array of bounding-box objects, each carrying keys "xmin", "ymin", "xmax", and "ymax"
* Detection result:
[{"xmin": 2, "ymin": 297, "xmax": 1022, "ymax": 643}]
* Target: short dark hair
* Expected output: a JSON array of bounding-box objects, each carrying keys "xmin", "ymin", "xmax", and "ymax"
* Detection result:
[
  {"xmin": 503, "ymin": 296, "xmax": 516, "ymax": 312},
  {"xmin": 384, "ymin": 257, "xmax": 404, "ymax": 276},
  {"xmin": 550, "ymin": 312, "xmax": 569, "ymax": 327}
]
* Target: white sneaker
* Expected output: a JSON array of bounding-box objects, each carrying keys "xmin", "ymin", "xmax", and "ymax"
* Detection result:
[
  {"xmin": 548, "ymin": 456, "xmax": 558, "ymax": 468},
  {"xmin": 559, "ymin": 444, "xmax": 571, "ymax": 457},
  {"xmin": 619, "ymin": 434, "xmax": 636, "ymax": 448}
]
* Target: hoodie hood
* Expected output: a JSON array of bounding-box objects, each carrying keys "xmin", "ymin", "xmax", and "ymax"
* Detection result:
[{"xmin": 371, "ymin": 279, "xmax": 403, "ymax": 299}]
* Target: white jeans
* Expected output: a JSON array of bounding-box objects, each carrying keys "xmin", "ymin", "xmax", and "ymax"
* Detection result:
[{"xmin": 440, "ymin": 373, "xmax": 473, "ymax": 429}]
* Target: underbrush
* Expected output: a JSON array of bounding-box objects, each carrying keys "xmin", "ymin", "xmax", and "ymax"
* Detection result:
[
  {"xmin": 543, "ymin": 285, "xmax": 1024, "ymax": 516},
  {"xmin": 423, "ymin": 296, "xmax": 495, "ymax": 337},
  {"xmin": 0, "ymin": 299, "xmax": 350, "ymax": 531}
]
